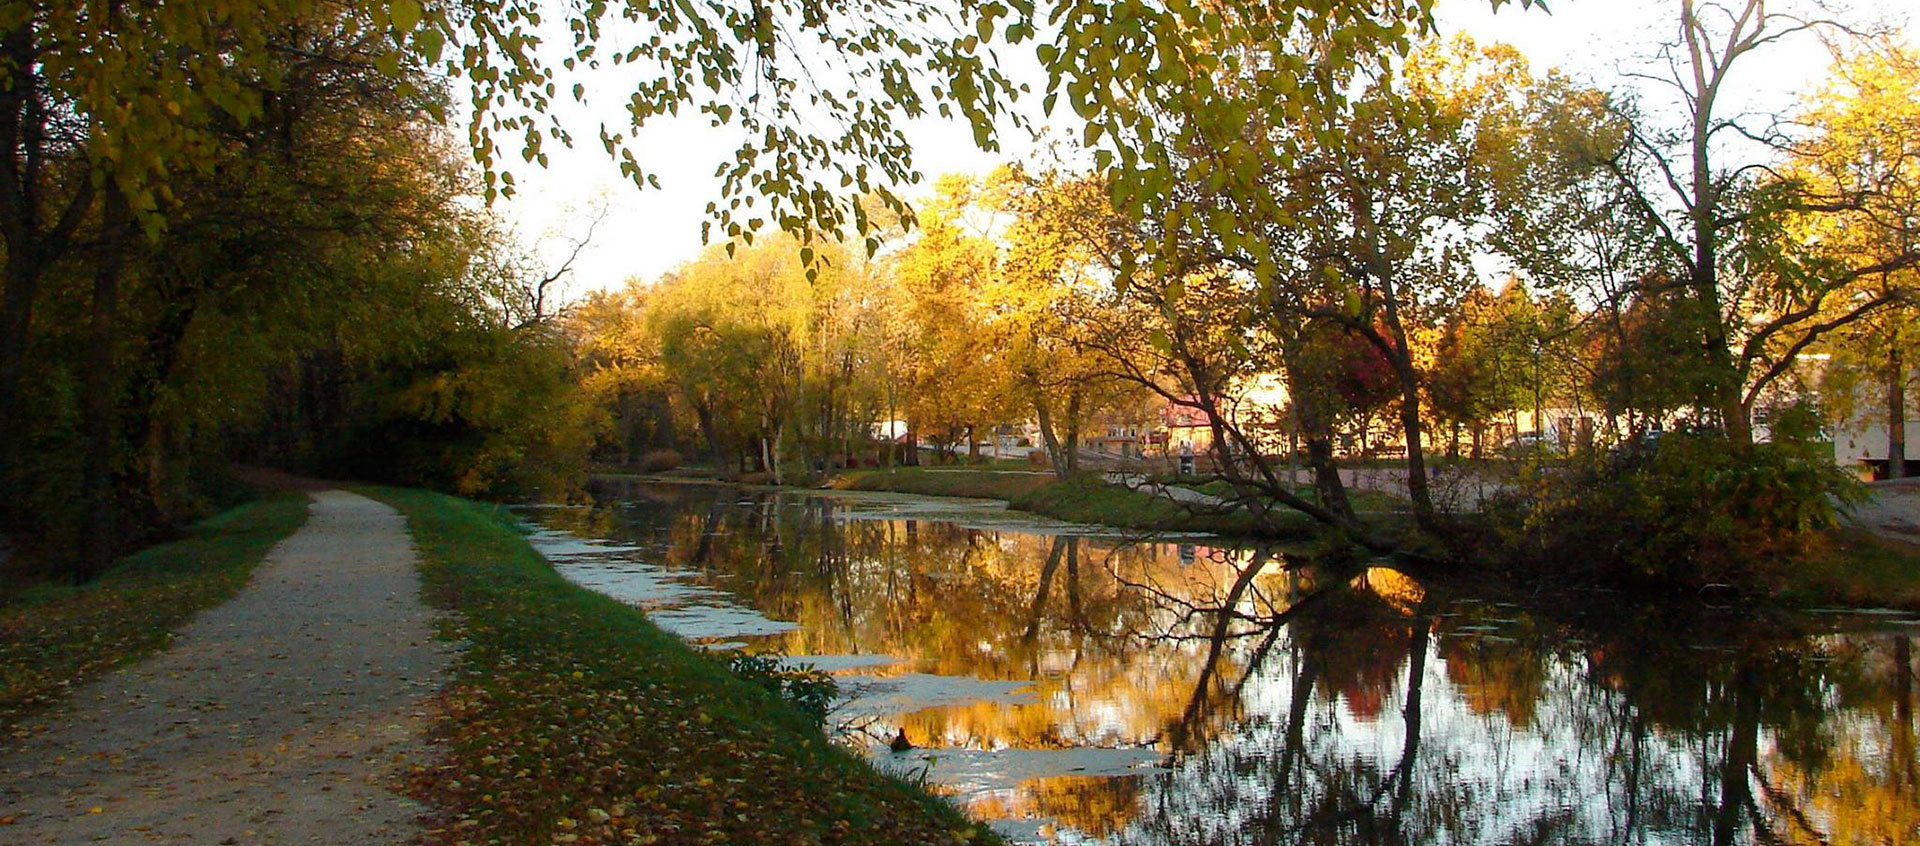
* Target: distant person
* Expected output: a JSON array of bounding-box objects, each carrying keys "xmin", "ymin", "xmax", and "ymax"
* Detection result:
[{"xmin": 1178, "ymin": 442, "xmax": 1194, "ymax": 477}]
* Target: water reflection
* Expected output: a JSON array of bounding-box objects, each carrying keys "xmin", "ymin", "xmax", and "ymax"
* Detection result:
[{"xmin": 527, "ymin": 480, "xmax": 1920, "ymax": 845}]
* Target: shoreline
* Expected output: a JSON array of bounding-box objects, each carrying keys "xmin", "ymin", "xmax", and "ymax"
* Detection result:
[{"xmin": 588, "ymin": 468, "xmax": 1920, "ymax": 613}]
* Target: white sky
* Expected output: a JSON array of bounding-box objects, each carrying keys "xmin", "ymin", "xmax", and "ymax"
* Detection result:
[{"xmin": 491, "ymin": 0, "xmax": 1910, "ymax": 300}]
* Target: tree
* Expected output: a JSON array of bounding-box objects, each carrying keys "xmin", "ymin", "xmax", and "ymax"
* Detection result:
[
  {"xmin": 1279, "ymin": 320, "xmax": 1398, "ymax": 517},
  {"xmin": 1795, "ymin": 41, "xmax": 1920, "ymax": 478},
  {"xmin": 0, "ymin": 6, "xmax": 627, "ymax": 577},
  {"xmin": 1600, "ymin": 0, "xmax": 1916, "ymax": 446},
  {"xmin": 886, "ymin": 176, "xmax": 1013, "ymax": 462},
  {"xmin": 1583, "ymin": 276, "xmax": 1712, "ymax": 428},
  {"xmin": 998, "ymin": 168, "xmax": 1148, "ymax": 477},
  {"xmin": 1145, "ymin": 35, "xmax": 1542, "ymax": 532},
  {"xmin": 1012, "ymin": 177, "xmax": 1400, "ymax": 546}
]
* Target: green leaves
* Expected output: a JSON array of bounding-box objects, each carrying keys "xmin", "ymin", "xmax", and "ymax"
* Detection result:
[{"xmin": 390, "ymin": 0, "xmax": 424, "ymax": 33}]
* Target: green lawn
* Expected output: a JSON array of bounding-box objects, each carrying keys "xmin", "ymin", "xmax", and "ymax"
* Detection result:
[
  {"xmin": 0, "ymin": 492, "xmax": 309, "ymax": 730},
  {"xmin": 365, "ymin": 487, "xmax": 1001, "ymax": 846}
]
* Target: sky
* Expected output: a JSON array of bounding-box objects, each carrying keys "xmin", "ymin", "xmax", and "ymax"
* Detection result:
[{"xmin": 490, "ymin": 0, "xmax": 1909, "ymax": 302}]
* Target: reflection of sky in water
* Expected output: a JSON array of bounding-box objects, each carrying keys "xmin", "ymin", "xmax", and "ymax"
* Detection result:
[
  {"xmin": 520, "ymin": 482, "xmax": 1920, "ymax": 845},
  {"xmin": 525, "ymin": 527, "xmax": 798, "ymax": 639}
]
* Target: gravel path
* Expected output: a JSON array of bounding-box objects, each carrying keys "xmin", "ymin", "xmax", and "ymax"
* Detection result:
[{"xmin": 0, "ymin": 490, "xmax": 450, "ymax": 845}]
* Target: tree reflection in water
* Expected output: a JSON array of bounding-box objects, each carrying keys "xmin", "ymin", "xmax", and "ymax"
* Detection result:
[{"xmin": 537, "ymin": 480, "xmax": 1920, "ymax": 845}]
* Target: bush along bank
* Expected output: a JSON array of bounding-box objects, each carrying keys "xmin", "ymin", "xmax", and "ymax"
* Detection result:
[
  {"xmin": 0, "ymin": 492, "xmax": 309, "ymax": 730},
  {"xmin": 1470, "ymin": 416, "xmax": 1920, "ymax": 608},
  {"xmin": 366, "ymin": 487, "xmax": 1002, "ymax": 846}
]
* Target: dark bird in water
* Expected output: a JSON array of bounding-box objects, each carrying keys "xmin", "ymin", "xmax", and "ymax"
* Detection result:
[{"xmin": 889, "ymin": 729, "xmax": 915, "ymax": 753}]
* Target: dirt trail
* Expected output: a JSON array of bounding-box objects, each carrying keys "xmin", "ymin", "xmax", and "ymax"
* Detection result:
[{"xmin": 0, "ymin": 490, "xmax": 450, "ymax": 845}]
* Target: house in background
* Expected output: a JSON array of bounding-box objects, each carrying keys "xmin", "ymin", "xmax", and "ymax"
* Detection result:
[
  {"xmin": 1832, "ymin": 413, "xmax": 1920, "ymax": 480},
  {"xmin": 1777, "ymin": 353, "xmax": 1918, "ymax": 480},
  {"xmin": 1156, "ymin": 374, "xmax": 1291, "ymax": 459}
]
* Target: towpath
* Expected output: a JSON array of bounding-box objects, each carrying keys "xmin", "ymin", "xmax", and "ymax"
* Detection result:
[{"xmin": 0, "ymin": 490, "xmax": 449, "ymax": 845}]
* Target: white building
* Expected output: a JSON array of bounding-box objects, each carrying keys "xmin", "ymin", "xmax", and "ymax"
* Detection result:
[{"xmin": 1832, "ymin": 414, "xmax": 1920, "ymax": 479}]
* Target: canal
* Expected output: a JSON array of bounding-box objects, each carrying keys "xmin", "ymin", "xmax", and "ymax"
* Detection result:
[{"xmin": 518, "ymin": 479, "xmax": 1919, "ymax": 845}]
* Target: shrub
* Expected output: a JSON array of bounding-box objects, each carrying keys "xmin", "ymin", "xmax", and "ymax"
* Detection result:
[
  {"xmin": 637, "ymin": 449, "xmax": 682, "ymax": 472},
  {"xmin": 726, "ymin": 652, "xmax": 839, "ymax": 727},
  {"xmin": 1485, "ymin": 413, "xmax": 1864, "ymax": 590},
  {"xmin": 1026, "ymin": 449, "xmax": 1051, "ymax": 467}
]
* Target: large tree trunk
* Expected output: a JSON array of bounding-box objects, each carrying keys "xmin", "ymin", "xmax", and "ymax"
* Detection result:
[
  {"xmin": 1305, "ymin": 436, "xmax": 1354, "ymax": 522},
  {"xmin": 769, "ymin": 423, "xmax": 785, "ymax": 485},
  {"xmin": 127, "ymin": 273, "xmax": 203, "ymax": 532},
  {"xmin": 0, "ymin": 251, "xmax": 41, "ymax": 466},
  {"xmin": 1685, "ymin": 30, "xmax": 1747, "ymax": 449},
  {"xmin": 1349, "ymin": 180, "xmax": 1437, "ymax": 530},
  {"xmin": 1890, "ymin": 342, "xmax": 1907, "ymax": 480},
  {"xmin": 0, "ymin": 23, "xmax": 96, "ymax": 481},
  {"xmin": 1033, "ymin": 395, "xmax": 1070, "ymax": 480},
  {"xmin": 1378, "ymin": 316, "xmax": 1437, "ymax": 530},
  {"xmin": 1395, "ymin": 369, "xmax": 1436, "ymax": 528},
  {"xmin": 77, "ymin": 192, "xmax": 128, "ymax": 583},
  {"xmin": 693, "ymin": 398, "xmax": 730, "ymax": 479},
  {"xmin": 1062, "ymin": 390, "xmax": 1082, "ymax": 473},
  {"xmin": 0, "ymin": 26, "xmax": 43, "ymax": 472}
]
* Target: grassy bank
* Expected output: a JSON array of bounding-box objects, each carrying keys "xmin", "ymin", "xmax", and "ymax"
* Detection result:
[
  {"xmin": 831, "ymin": 468, "xmax": 1317, "ymax": 538},
  {"xmin": 0, "ymin": 492, "xmax": 308, "ymax": 729},
  {"xmin": 1009, "ymin": 475, "xmax": 1315, "ymax": 537},
  {"xmin": 1779, "ymin": 528, "xmax": 1920, "ymax": 609},
  {"xmin": 1166, "ymin": 477, "xmax": 1411, "ymax": 514},
  {"xmin": 367, "ymin": 487, "xmax": 1000, "ymax": 846},
  {"xmin": 830, "ymin": 467, "xmax": 1055, "ymax": 500}
]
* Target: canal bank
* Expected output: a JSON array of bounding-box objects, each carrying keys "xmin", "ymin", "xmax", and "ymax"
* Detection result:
[{"xmin": 365, "ymin": 487, "xmax": 1004, "ymax": 846}]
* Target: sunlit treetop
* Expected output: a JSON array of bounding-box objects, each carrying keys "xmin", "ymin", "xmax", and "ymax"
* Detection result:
[{"xmin": 5, "ymin": 0, "xmax": 1533, "ymax": 242}]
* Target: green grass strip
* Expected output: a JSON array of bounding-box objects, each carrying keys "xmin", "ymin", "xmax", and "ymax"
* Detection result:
[
  {"xmin": 832, "ymin": 468, "xmax": 1322, "ymax": 539},
  {"xmin": 0, "ymin": 492, "xmax": 309, "ymax": 730},
  {"xmin": 365, "ymin": 487, "xmax": 1001, "ymax": 846}
]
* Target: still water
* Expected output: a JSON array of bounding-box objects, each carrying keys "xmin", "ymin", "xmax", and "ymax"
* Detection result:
[{"xmin": 520, "ymin": 479, "xmax": 1920, "ymax": 845}]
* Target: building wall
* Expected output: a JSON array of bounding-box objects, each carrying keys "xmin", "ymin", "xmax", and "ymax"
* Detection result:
[{"xmin": 1833, "ymin": 418, "xmax": 1920, "ymax": 467}]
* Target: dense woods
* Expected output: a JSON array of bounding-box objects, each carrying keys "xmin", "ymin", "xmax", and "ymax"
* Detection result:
[{"xmin": 0, "ymin": 7, "xmax": 594, "ymax": 577}]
